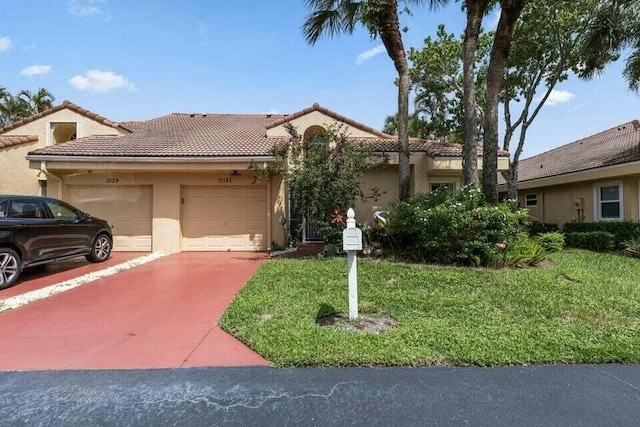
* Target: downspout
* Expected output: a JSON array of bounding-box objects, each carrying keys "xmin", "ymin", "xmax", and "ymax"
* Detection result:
[{"xmin": 40, "ymin": 161, "xmax": 63, "ymax": 199}]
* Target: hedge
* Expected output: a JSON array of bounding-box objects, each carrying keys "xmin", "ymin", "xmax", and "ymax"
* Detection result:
[
  {"xmin": 564, "ymin": 231, "xmax": 616, "ymax": 251},
  {"xmin": 563, "ymin": 221, "xmax": 640, "ymax": 247}
]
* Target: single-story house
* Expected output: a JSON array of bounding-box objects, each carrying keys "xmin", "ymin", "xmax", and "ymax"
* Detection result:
[
  {"xmin": 1, "ymin": 100, "xmax": 508, "ymax": 253},
  {"xmin": 507, "ymin": 120, "xmax": 640, "ymax": 226}
]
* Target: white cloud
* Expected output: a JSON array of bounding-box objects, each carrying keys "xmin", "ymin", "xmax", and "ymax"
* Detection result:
[
  {"xmin": 20, "ymin": 65, "xmax": 52, "ymax": 76},
  {"xmin": 69, "ymin": 70, "xmax": 136, "ymax": 93},
  {"xmin": 0, "ymin": 35, "xmax": 12, "ymax": 52},
  {"xmin": 68, "ymin": 0, "xmax": 112, "ymax": 21},
  {"xmin": 355, "ymin": 45, "xmax": 385, "ymax": 65},
  {"xmin": 22, "ymin": 42, "xmax": 37, "ymax": 51},
  {"xmin": 545, "ymin": 89, "xmax": 575, "ymax": 106}
]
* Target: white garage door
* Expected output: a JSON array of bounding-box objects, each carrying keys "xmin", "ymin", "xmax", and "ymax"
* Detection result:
[
  {"xmin": 68, "ymin": 185, "xmax": 153, "ymax": 251},
  {"xmin": 181, "ymin": 186, "xmax": 267, "ymax": 251}
]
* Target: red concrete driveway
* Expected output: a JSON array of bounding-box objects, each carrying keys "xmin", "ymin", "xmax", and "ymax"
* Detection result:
[
  {"xmin": 0, "ymin": 252, "xmax": 142, "ymax": 299},
  {"xmin": 0, "ymin": 253, "xmax": 269, "ymax": 371}
]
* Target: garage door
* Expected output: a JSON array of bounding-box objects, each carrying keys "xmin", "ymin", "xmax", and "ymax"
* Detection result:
[
  {"xmin": 68, "ymin": 185, "xmax": 153, "ymax": 251},
  {"xmin": 181, "ymin": 186, "xmax": 267, "ymax": 251}
]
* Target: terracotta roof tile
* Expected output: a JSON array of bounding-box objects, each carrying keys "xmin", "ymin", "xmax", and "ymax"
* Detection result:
[
  {"xmin": 266, "ymin": 103, "xmax": 394, "ymax": 139},
  {"xmin": 28, "ymin": 113, "xmax": 288, "ymax": 157},
  {"xmin": 0, "ymin": 134, "xmax": 38, "ymax": 149},
  {"xmin": 515, "ymin": 120, "xmax": 640, "ymax": 183},
  {"xmin": 0, "ymin": 100, "xmax": 130, "ymax": 134},
  {"xmin": 360, "ymin": 138, "xmax": 509, "ymax": 157}
]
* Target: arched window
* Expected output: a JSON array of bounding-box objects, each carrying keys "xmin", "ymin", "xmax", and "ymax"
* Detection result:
[{"xmin": 303, "ymin": 125, "xmax": 328, "ymax": 154}]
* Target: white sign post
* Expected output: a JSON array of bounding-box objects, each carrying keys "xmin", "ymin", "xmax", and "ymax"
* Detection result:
[{"xmin": 342, "ymin": 208, "xmax": 362, "ymax": 320}]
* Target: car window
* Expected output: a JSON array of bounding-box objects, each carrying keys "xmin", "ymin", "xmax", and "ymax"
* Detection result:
[
  {"xmin": 8, "ymin": 199, "xmax": 49, "ymax": 219},
  {"xmin": 0, "ymin": 201, "xmax": 8, "ymax": 219},
  {"xmin": 46, "ymin": 200, "xmax": 80, "ymax": 221}
]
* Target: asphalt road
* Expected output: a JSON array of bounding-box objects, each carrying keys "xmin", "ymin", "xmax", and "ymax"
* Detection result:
[{"xmin": 1, "ymin": 364, "xmax": 639, "ymax": 426}]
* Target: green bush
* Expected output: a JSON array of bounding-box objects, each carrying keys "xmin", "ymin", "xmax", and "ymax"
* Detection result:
[
  {"xmin": 497, "ymin": 235, "xmax": 547, "ymax": 267},
  {"xmin": 563, "ymin": 221, "xmax": 640, "ymax": 248},
  {"xmin": 528, "ymin": 221, "xmax": 559, "ymax": 236},
  {"xmin": 564, "ymin": 231, "xmax": 616, "ymax": 251},
  {"xmin": 388, "ymin": 186, "xmax": 531, "ymax": 266},
  {"xmin": 622, "ymin": 237, "xmax": 640, "ymax": 258},
  {"xmin": 537, "ymin": 232, "xmax": 565, "ymax": 253}
]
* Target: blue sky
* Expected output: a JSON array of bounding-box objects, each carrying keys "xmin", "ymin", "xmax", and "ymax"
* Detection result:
[{"xmin": 2, "ymin": 0, "xmax": 639, "ymax": 159}]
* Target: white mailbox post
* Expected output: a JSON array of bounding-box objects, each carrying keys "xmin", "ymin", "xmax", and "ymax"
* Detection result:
[{"xmin": 343, "ymin": 208, "xmax": 362, "ymax": 320}]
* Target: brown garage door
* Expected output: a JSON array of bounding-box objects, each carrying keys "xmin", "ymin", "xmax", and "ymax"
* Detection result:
[
  {"xmin": 181, "ymin": 186, "xmax": 267, "ymax": 251},
  {"xmin": 68, "ymin": 185, "xmax": 153, "ymax": 251}
]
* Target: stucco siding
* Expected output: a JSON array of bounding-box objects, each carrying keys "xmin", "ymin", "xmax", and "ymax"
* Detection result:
[
  {"xmin": 267, "ymin": 110, "xmax": 382, "ymax": 139},
  {"xmin": 356, "ymin": 166, "xmax": 400, "ymax": 227},
  {"xmin": 0, "ymin": 141, "xmax": 42, "ymax": 195}
]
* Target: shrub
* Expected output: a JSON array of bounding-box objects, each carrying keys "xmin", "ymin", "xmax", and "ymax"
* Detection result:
[
  {"xmin": 528, "ymin": 221, "xmax": 559, "ymax": 236},
  {"xmin": 537, "ymin": 232, "xmax": 565, "ymax": 253},
  {"xmin": 497, "ymin": 235, "xmax": 547, "ymax": 267},
  {"xmin": 564, "ymin": 231, "xmax": 616, "ymax": 251},
  {"xmin": 388, "ymin": 186, "xmax": 531, "ymax": 266},
  {"xmin": 563, "ymin": 221, "xmax": 640, "ymax": 248},
  {"xmin": 622, "ymin": 237, "xmax": 640, "ymax": 258}
]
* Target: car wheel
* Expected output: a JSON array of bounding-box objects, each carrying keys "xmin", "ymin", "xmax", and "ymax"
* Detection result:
[
  {"xmin": 86, "ymin": 234, "xmax": 112, "ymax": 263},
  {"xmin": 0, "ymin": 248, "xmax": 21, "ymax": 290}
]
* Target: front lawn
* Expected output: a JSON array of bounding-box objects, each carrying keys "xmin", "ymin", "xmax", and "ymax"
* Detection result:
[{"xmin": 219, "ymin": 250, "xmax": 640, "ymax": 367}]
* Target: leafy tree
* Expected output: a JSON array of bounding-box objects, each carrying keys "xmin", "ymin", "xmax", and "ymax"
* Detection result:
[
  {"xmin": 251, "ymin": 124, "xmax": 387, "ymax": 242},
  {"xmin": 482, "ymin": 0, "xmax": 526, "ymax": 204},
  {"xmin": 301, "ymin": 0, "xmax": 448, "ymax": 201},
  {"xmin": 501, "ymin": 0, "xmax": 595, "ymax": 198},
  {"xmin": 407, "ymin": 24, "xmax": 491, "ymax": 143},
  {"xmin": 578, "ymin": 0, "xmax": 640, "ymax": 92},
  {"xmin": 382, "ymin": 111, "xmax": 431, "ymax": 138}
]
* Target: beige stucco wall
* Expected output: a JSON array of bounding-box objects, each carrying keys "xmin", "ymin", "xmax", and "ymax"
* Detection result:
[
  {"xmin": 356, "ymin": 165, "xmax": 400, "ymax": 226},
  {"xmin": 1, "ymin": 108, "xmax": 125, "ymax": 196},
  {"xmin": 57, "ymin": 170, "xmax": 281, "ymax": 252},
  {"xmin": 519, "ymin": 174, "xmax": 640, "ymax": 226},
  {"xmin": 266, "ymin": 110, "xmax": 382, "ymax": 139}
]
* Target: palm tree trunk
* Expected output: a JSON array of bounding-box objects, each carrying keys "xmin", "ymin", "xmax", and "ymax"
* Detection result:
[
  {"xmin": 482, "ymin": 2, "xmax": 525, "ymax": 204},
  {"xmin": 377, "ymin": 1, "xmax": 411, "ymax": 201},
  {"xmin": 462, "ymin": 0, "xmax": 489, "ymax": 187}
]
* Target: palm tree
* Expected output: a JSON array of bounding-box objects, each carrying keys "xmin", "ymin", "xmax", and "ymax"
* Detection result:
[
  {"xmin": 18, "ymin": 88, "xmax": 55, "ymax": 115},
  {"xmin": 579, "ymin": 0, "xmax": 640, "ymax": 91},
  {"xmin": 462, "ymin": 0, "xmax": 490, "ymax": 186},
  {"xmin": 302, "ymin": 0, "xmax": 448, "ymax": 201},
  {"xmin": 0, "ymin": 95, "xmax": 29, "ymax": 126},
  {"xmin": 482, "ymin": 0, "xmax": 525, "ymax": 204}
]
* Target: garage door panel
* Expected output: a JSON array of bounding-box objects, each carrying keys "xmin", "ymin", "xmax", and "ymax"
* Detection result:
[
  {"xmin": 68, "ymin": 185, "xmax": 153, "ymax": 252},
  {"xmin": 182, "ymin": 185, "xmax": 267, "ymax": 251}
]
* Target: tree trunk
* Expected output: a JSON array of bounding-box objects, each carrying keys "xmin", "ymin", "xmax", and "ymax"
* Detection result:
[
  {"xmin": 377, "ymin": 1, "xmax": 411, "ymax": 201},
  {"xmin": 482, "ymin": 2, "xmax": 525, "ymax": 204},
  {"xmin": 506, "ymin": 162, "xmax": 519, "ymax": 199},
  {"xmin": 462, "ymin": 0, "xmax": 489, "ymax": 187},
  {"xmin": 397, "ymin": 69, "xmax": 411, "ymax": 201}
]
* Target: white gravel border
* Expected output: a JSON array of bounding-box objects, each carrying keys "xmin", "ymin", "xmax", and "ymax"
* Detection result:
[{"xmin": 0, "ymin": 252, "xmax": 168, "ymax": 314}]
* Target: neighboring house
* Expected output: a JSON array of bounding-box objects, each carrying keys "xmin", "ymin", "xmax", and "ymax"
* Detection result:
[
  {"xmin": 507, "ymin": 120, "xmax": 640, "ymax": 226},
  {"xmin": 1, "ymin": 100, "xmax": 508, "ymax": 253}
]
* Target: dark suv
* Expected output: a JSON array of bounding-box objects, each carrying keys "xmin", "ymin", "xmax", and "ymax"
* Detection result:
[{"xmin": 0, "ymin": 195, "xmax": 113, "ymax": 289}]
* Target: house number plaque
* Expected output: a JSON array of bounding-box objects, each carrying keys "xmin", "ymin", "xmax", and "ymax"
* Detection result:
[{"xmin": 218, "ymin": 177, "xmax": 232, "ymax": 184}]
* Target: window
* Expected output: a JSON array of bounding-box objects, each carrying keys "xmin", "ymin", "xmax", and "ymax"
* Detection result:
[
  {"xmin": 45, "ymin": 200, "xmax": 80, "ymax": 221},
  {"xmin": 8, "ymin": 199, "xmax": 48, "ymax": 219},
  {"xmin": 525, "ymin": 193, "xmax": 538, "ymax": 207},
  {"xmin": 429, "ymin": 180, "xmax": 457, "ymax": 194},
  {"xmin": 0, "ymin": 201, "xmax": 8, "ymax": 219},
  {"xmin": 595, "ymin": 182, "xmax": 623, "ymax": 221}
]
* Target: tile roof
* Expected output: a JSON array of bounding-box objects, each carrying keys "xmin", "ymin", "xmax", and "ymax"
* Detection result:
[
  {"xmin": 361, "ymin": 138, "xmax": 509, "ymax": 157},
  {"xmin": 267, "ymin": 103, "xmax": 394, "ymax": 139},
  {"xmin": 515, "ymin": 120, "xmax": 640, "ymax": 183},
  {"xmin": 29, "ymin": 113, "xmax": 288, "ymax": 157},
  {"xmin": 26, "ymin": 103, "xmax": 508, "ymax": 159},
  {"xmin": 0, "ymin": 135, "xmax": 38, "ymax": 149},
  {"xmin": 0, "ymin": 100, "xmax": 130, "ymax": 134}
]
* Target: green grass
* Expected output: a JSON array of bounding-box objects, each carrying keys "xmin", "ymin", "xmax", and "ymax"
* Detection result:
[{"xmin": 219, "ymin": 250, "xmax": 640, "ymax": 367}]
